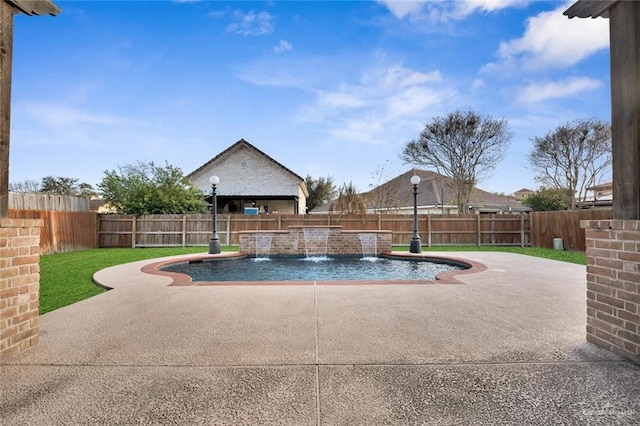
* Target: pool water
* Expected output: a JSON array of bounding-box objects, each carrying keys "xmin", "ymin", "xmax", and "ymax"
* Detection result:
[{"xmin": 161, "ymin": 256, "xmax": 466, "ymax": 282}]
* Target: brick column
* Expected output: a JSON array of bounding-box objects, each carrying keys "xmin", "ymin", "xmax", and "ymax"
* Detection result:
[
  {"xmin": 0, "ymin": 217, "xmax": 43, "ymax": 361},
  {"xmin": 582, "ymin": 220, "xmax": 640, "ymax": 364}
]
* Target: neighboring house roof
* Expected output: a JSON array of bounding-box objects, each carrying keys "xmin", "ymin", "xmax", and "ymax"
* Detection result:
[
  {"xmin": 586, "ymin": 181, "xmax": 612, "ymax": 191},
  {"xmin": 89, "ymin": 199, "xmax": 104, "ymax": 211},
  {"xmin": 311, "ymin": 169, "xmax": 530, "ymax": 213},
  {"xmin": 513, "ymin": 188, "xmax": 534, "ymax": 201},
  {"xmin": 186, "ymin": 138, "xmax": 305, "ymax": 185},
  {"xmin": 514, "ymin": 188, "xmax": 534, "ymax": 194}
]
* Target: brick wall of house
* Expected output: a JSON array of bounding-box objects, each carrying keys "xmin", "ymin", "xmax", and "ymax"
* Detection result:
[
  {"xmin": 239, "ymin": 226, "xmax": 393, "ymax": 257},
  {"xmin": 0, "ymin": 218, "xmax": 43, "ymax": 361},
  {"xmin": 582, "ymin": 219, "xmax": 640, "ymax": 364},
  {"xmin": 189, "ymin": 145, "xmax": 302, "ymax": 198}
]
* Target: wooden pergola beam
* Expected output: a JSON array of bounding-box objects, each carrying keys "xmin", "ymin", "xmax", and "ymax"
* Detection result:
[
  {"xmin": 7, "ymin": 0, "xmax": 60, "ymax": 16},
  {"xmin": 0, "ymin": 0, "xmax": 59, "ymax": 218},
  {"xmin": 564, "ymin": 0, "xmax": 617, "ymax": 19},
  {"xmin": 565, "ymin": 0, "xmax": 640, "ymax": 220},
  {"xmin": 0, "ymin": 1, "xmax": 13, "ymax": 218}
]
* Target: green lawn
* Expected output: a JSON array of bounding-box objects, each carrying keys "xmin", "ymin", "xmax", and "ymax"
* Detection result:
[
  {"xmin": 39, "ymin": 245, "xmax": 585, "ymax": 314},
  {"xmin": 39, "ymin": 246, "xmax": 234, "ymax": 314},
  {"xmin": 393, "ymin": 245, "xmax": 587, "ymax": 265}
]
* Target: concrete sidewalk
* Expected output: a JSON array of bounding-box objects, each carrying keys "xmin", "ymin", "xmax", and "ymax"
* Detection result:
[{"xmin": 1, "ymin": 252, "xmax": 639, "ymax": 425}]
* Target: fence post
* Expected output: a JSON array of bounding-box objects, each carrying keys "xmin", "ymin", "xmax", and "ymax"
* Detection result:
[
  {"xmin": 476, "ymin": 214, "xmax": 481, "ymax": 246},
  {"xmin": 131, "ymin": 216, "xmax": 136, "ymax": 248},
  {"xmin": 427, "ymin": 215, "xmax": 432, "ymax": 247},
  {"xmin": 182, "ymin": 214, "xmax": 187, "ymax": 247},
  {"xmin": 226, "ymin": 215, "xmax": 231, "ymax": 246},
  {"xmin": 521, "ymin": 214, "xmax": 525, "ymax": 247},
  {"xmin": 491, "ymin": 214, "xmax": 496, "ymax": 245},
  {"xmin": 96, "ymin": 214, "xmax": 101, "ymax": 248}
]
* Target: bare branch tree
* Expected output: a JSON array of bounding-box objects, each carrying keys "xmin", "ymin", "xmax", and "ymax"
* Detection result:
[
  {"xmin": 9, "ymin": 179, "xmax": 40, "ymax": 192},
  {"xmin": 368, "ymin": 160, "xmax": 401, "ymax": 213},
  {"xmin": 527, "ymin": 118, "xmax": 611, "ymax": 210},
  {"xmin": 402, "ymin": 109, "xmax": 511, "ymax": 212}
]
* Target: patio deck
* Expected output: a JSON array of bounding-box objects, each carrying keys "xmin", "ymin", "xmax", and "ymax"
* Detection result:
[{"xmin": 1, "ymin": 252, "xmax": 638, "ymax": 425}]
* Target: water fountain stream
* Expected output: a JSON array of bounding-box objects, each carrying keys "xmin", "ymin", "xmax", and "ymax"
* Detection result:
[
  {"xmin": 358, "ymin": 233, "xmax": 378, "ymax": 261},
  {"xmin": 254, "ymin": 233, "xmax": 273, "ymax": 261},
  {"xmin": 302, "ymin": 228, "xmax": 329, "ymax": 260}
]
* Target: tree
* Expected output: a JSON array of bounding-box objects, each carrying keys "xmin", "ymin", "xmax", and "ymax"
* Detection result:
[
  {"xmin": 305, "ymin": 175, "xmax": 337, "ymax": 212},
  {"xmin": 98, "ymin": 161, "xmax": 206, "ymax": 215},
  {"xmin": 527, "ymin": 118, "xmax": 611, "ymax": 210},
  {"xmin": 522, "ymin": 187, "xmax": 571, "ymax": 211},
  {"xmin": 9, "ymin": 179, "xmax": 40, "ymax": 192},
  {"xmin": 42, "ymin": 176, "xmax": 98, "ymax": 197},
  {"xmin": 10, "ymin": 176, "xmax": 96, "ymax": 197},
  {"xmin": 402, "ymin": 109, "xmax": 511, "ymax": 212},
  {"xmin": 330, "ymin": 181, "xmax": 366, "ymax": 215},
  {"xmin": 368, "ymin": 160, "xmax": 401, "ymax": 213}
]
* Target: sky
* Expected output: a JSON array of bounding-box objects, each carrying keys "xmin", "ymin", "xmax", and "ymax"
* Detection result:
[{"xmin": 9, "ymin": 0, "xmax": 611, "ymax": 196}]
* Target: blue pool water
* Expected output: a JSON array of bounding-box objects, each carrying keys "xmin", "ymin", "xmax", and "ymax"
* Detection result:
[{"xmin": 161, "ymin": 256, "xmax": 466, "ymax": 282}]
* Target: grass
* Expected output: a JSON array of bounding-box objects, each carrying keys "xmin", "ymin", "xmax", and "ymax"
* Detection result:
[
  {"xmin": 394, "ymin": 245, "xmax": 587, "ymax": 265},
  {"xmin": 39, "ymin": 244, "xmax": 585, "ymax": 314},
  {"xmin": 39, "ymin": 246, "xmax": 236, "ymax": 314}
]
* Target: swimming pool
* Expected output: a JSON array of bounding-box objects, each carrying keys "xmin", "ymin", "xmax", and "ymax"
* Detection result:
[{"xmin": 159, "ymin": 255, "xmax": 468, "ymax": 283}]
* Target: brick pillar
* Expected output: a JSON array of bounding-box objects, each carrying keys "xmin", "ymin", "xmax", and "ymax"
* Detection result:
[
  {"xmin": 582, "ymin": 220, "xmax": 640, "ymax": 364},
  {"xmin": 0, "ymin": 217, "xmax": 43, "ymax": 361}
]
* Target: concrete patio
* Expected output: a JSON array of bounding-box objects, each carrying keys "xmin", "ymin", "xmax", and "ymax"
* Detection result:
[{"xmin": 1, "ymin": 252, "xmax": 639, "ymax": 425}]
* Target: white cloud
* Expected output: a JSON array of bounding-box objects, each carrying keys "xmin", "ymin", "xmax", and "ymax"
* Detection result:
[
  {"xmin": 20, "ymin": 101, "xmax": 136, "ymax": 127},
  {"xmin": 377, "ymin": 0, "xmax": 531, "ymax": 21},
  {"xmin": 302, "ymin": 63, "xmax": 455, "ymax": 143},
  {"xmin": 227, "ymin": 11, "xmax": 273, "ymax": 36},
  {"xmin": 484, "ymin": 2, "xmax": 609, "ymax": 73},
  {"xmin": 380, "ymin": 65, "xmax": 442, "ymax": 89},
  {"xmin": 471, "ymin": 79, "xmax": 485, "ymax": 90},
  {"xmin": 273, "ymin": 40, "xmax": 292, "ymax": 54},
  {"xmin": 376, "ymin": 0, "xmax": 427, "ymax": 19},
  {"xmin": 516, "ymin": 77, "xmax": 602, "ymax": 103},
  {"xmin": 452, "ymin": 0, "xmax": 531, "ymax": 18},
  {"xmin": 316, "ymin": 90, "xmax": 365, "ymax": 109}
]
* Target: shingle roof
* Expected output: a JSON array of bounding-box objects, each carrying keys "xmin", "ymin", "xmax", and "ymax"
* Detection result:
[{"xmin": 311, "ymin": 169, "xmax": 529, "ymax": 213}]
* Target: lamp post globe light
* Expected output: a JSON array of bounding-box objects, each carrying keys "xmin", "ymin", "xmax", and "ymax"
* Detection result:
[
  {"xmin": 410, "ymin": 174, "xmax": 422, "ymax": 254},
  {"xmin": 208, "ymin": 175, "xmax": 221, "ymax": 254}
]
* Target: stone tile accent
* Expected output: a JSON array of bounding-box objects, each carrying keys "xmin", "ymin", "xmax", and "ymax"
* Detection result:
[
  {"xmin": 1, "ymin": 218, "xmax": 43, "ymax": 361},
  {"xmin": 582, "ymin": 219, "xmax": 640, "ymax": 364}
]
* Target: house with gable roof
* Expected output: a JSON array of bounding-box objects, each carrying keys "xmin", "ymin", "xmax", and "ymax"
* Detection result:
[
  {"xmin": 310, "ymin": 169, "xmax": 530, "ymax": 214},
  {"xmin": 187, "ymin": 139, "xmax": 308, "ymax": 215}
]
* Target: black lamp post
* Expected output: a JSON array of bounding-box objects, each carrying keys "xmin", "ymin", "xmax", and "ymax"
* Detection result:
[
  {"xmin": 208, "ymin": 175, "xmax": 221, "ymax": 254},
  {"xmin": 410, "ymin": 174, "xmax": 422, "ymax": 253}
]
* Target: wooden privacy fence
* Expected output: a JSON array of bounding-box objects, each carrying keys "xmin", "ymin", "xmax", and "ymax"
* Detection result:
[
  {"xmin": 9, "ymin": 193, "xmax": 90, "ymax": 211},
  {"xmin": 530, "ymin": 209, "xmax": 612, "ymax": 252},
  {"xmin": 97, "ymin": 213, "xmax": 531, "ymax": 248},
  {"xmin": 8, "ymin": 210, "xmax": 610, "ymax": 253},
  {"xmin": 8, "ymin": 210, "xmax": 98, "ymax": 255}
]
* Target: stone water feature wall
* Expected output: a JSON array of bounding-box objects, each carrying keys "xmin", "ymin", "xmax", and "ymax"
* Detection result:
[
  {"xmin": 238, "ymin": 225, "xmax": 392, "ymax": 257},
  {"xmin": 582, "ymin": 220, "xmax": 640, "ymax": 364},
  {"xmin": 0, "ymin": 218, "xmax": 43, "ymax": 361}
]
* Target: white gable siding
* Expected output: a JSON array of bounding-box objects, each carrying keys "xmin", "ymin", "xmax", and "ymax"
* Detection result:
[{"xmin": 190, "ymin": 145, "xmax": 300, "ymax": 197}]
